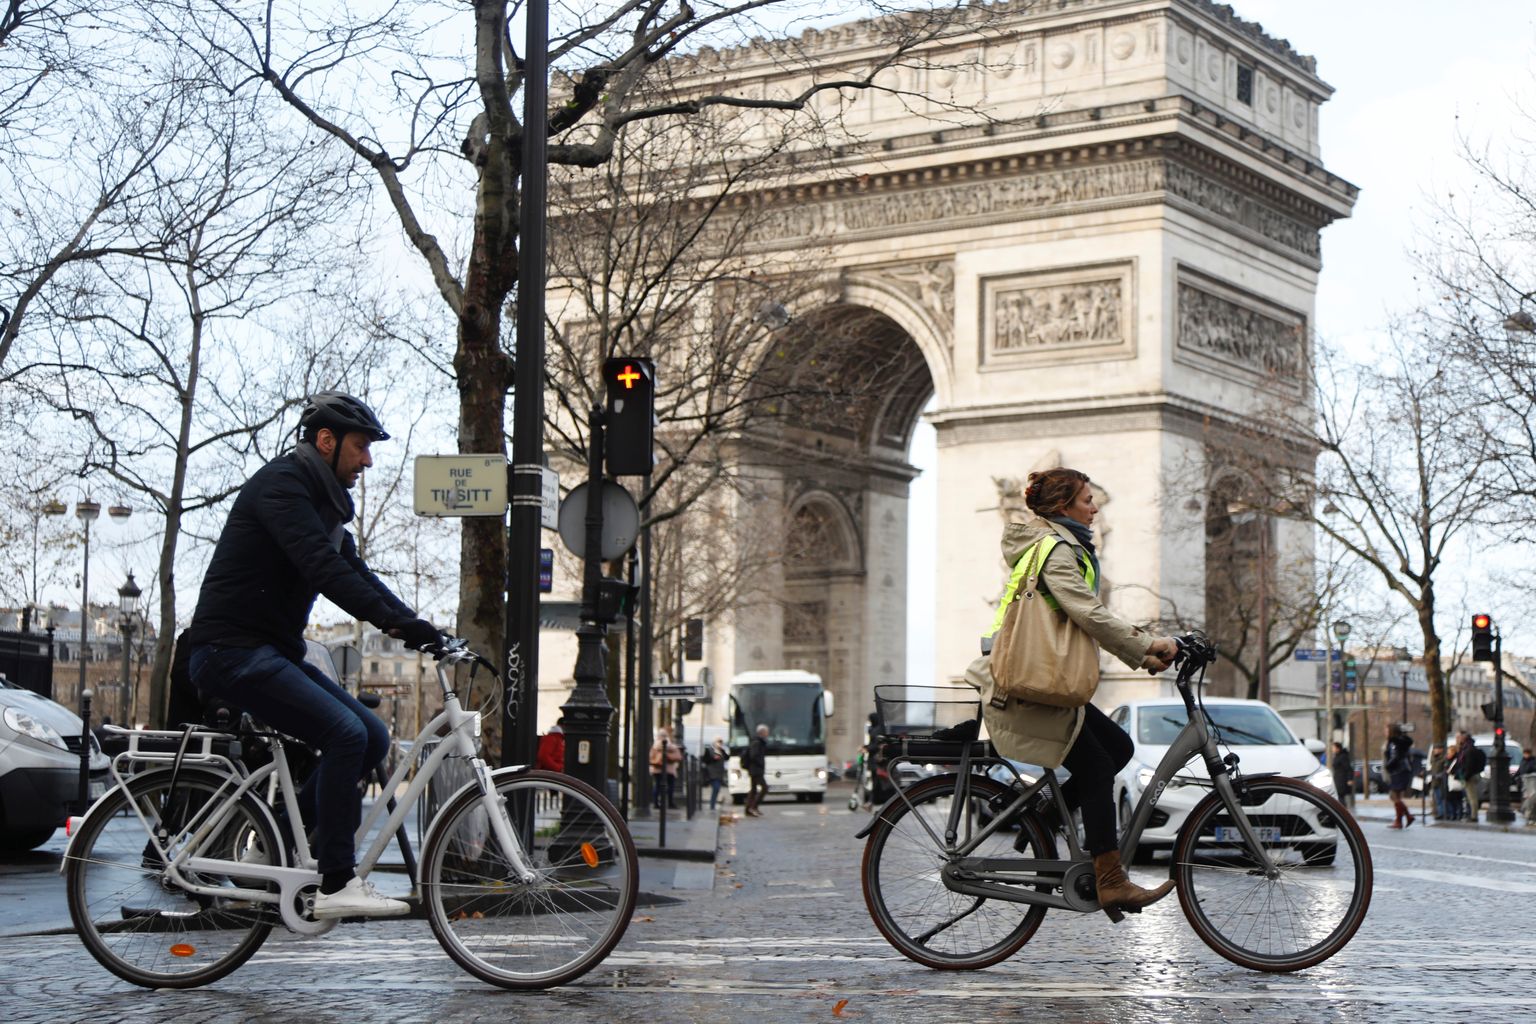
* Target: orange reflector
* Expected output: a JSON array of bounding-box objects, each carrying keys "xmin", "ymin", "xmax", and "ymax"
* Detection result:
[
  {"xmin": 169, "ymin": 944, "xmax": 196, "ymax": 958},
  {"xmin": 580, "ymin": 842, "xmax": 599, "ymax": 868}
]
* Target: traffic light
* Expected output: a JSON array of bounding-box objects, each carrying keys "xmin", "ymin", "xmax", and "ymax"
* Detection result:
[
  {"xmin": 602, "ymin": 357, "xmax": 655, "ymax": 476},
  {"xmin": 1483, "ymin": 701, "xmax": 1500, "ymax": 723},
  {"xmin": 594, "ymin": 576, "xmax": 640, "ymax": 624},
  {"xmin": 684, "ymin": 617, "xmax": 704, "ymax": 661},
  {"xmin": 1471, "ymin": 614, "xmax": 1495, "ymax": 662}
]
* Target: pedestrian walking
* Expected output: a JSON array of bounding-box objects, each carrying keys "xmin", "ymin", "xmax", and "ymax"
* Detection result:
[
  {"xmin": 1330, "ymin": 741, "xmax": 1354, "ymax": 809},
  {"xmin": 701, "ymin": 736, "xmax": 730, "ymax": 811},
  {"xmin": 1427, "ymin": 743, "xmax": 1449, "ymax": 820},
  {"xmin": 650, "ymin": 726, "xmax": 683, "ymax": 810},
  {"xmin": 1452, "ymin": 732, "xmax": 1486, "ymax": 823},
  {"xmin": 742, "ymin": 724, "xmax": 770, "ymax": 816},
  {"xmin": 1383, "ymin": 724, "xmax": 1415, "ymax": 829},
  {"xmin": 535, "ymin": 717, "xmax": 565, "ymax": 772},
  {"xmin": 1517, "ymin": 747, "xmax": 1536, "ymax": 826}
]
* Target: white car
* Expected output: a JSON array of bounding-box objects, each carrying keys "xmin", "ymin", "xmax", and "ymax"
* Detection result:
[
  {"xmin": 0, "ymin": 678, "xmax": 110, "ymax": 852},
  {"xmin": 1109, "ymin": 698, "xmax": 1335, "ymax": 864}
]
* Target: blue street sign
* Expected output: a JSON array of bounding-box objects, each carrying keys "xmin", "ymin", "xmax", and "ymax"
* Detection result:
[{"xmin": 1294, "ymin": 648, "xmax": 1338, "ymax": 661}]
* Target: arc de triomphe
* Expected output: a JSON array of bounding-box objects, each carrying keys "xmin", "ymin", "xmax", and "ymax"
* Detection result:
[{"xmin": 559, "ymin": 0, "xmax": 1358, "ymax": 766}]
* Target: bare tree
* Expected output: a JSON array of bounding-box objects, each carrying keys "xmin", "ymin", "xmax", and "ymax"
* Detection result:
[
  {"xmin": 16, "ymin": 89, "xmax": 362, "ymax": 724},
  {"xmin": 169, "ymin": 0, "xmax": 997, "ymax": 760},
  {"xmin": 1231, "ymin": 333, "xmax": 1497, "ymax": 751}
]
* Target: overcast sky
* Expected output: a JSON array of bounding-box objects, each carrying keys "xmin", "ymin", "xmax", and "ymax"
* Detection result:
[{"xmin": 907, "ymin": 1, "xmax": 1536, "ymax": 686}]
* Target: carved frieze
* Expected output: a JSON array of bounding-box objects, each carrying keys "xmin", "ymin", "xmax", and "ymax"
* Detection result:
[
  {"xmin": 981, "ymin": 261, "xmax": 1135, "ymax": 367},
  {"xmin": 1164, "ymin": 163, "xmax": 1320, "ymax": 259},
  {"xmin": 750, "ymin": 157, "xmax": 1320, "ymax": 262},
  {"xmin": 1175, "ymin": 272, "xmax": 1305, "ymax": 381}
]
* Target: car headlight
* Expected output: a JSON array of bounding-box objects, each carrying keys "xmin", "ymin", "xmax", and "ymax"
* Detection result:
[
  {"xmin": 2, "ymin": 707, "xmax": 69, "ymax": 750},
  {"xmin": 1136, "ymin": 765, "xmax": 1155, "ymax": 788},
  {"xmin": 1307, "ymin": 766, "xmax": 1336, "ymax": 795}
]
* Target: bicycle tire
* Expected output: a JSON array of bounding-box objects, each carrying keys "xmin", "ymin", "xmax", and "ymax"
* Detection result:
[
  {"xmin": 1173, "ymin": 776, "xmax": 1372, "ymax": 972},
  {"xmin": 67, "ymin": 767, "xmax": 280, "ymax": 989},
  {"xmin": 421, "ymin": 769, "xmax": 638, "ymax": 989},
  {"xmin": 861, "ymin": 774, "xmax": 1052, "ymax": 970}
]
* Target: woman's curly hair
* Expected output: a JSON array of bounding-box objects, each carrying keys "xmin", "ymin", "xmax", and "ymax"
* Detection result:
[{"xmin": 1024, "ymin": 467, "xmax": 1090, "ymax": 517}]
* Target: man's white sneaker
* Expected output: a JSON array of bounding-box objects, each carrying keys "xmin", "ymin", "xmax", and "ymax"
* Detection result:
[{"xmin": 311, "ymin": 877, "xmax": 411, "ymax": 919}]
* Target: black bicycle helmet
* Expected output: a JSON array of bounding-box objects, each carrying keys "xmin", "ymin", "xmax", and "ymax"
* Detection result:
[{"xmin": 298, "ymin": 391, "xmax": 390, "ymax": 442}]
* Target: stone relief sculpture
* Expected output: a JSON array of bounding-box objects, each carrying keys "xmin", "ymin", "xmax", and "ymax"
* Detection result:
[
  {"xmin": 993, "ymin": 279, "xmax": 1122, "ymax": 350},
  {"xmin": 1177, "ymin": 282, "xmax": 1303, "ymax": 378},
  {"xmin": 749, "ymin": 158, "xmax": 1320, "ymax": 262}
]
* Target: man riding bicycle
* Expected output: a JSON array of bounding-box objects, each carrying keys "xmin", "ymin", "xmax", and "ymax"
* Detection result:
[{"xmin": 183, "ymin": 391, "xmax": 442, "ymax": 919}]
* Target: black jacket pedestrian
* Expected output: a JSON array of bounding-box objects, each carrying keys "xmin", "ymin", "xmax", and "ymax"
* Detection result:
[
  {"xmin": 743, "ymin": 734, "xmax": 768, "ymax": 777},
  {"xmin": 184, "ymin": 450, "xmax": 415, "ymax": 662}
]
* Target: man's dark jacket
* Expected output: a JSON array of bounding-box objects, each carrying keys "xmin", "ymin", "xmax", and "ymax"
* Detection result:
[
  {"xmin": 744, "ymin": 735, "xmax": 768, "ymax": 777},
  {"xmin": 184, "ymin": 451, "xmax": 414, "ymax": 662}
]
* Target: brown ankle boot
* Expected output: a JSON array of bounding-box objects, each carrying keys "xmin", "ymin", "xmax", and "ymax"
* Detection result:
[{"xmin": 1093, "ymin": 851, "xmax": 1175, "ymax": 918}]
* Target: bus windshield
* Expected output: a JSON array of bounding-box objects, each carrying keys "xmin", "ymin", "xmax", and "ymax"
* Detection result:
[{"xmin": 728, "ymin": 683, "xmax": 825, "ymax": 755}]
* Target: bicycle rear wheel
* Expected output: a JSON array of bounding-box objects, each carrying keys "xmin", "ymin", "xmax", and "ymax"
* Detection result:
[
  {"xmin": 421, "ymin": 769, "xmax": 638, "ymax": 989},
  {"xmin": 66, "ymin": 767, "xmax": 279, "ymax": 989},
  {"xmin": 1173, "ymin": 776, "xmax": 1372, "ymax": 972},
  {"xmin": 861, "ymin": 774, "xmax": 1052, "ymax": 970}
]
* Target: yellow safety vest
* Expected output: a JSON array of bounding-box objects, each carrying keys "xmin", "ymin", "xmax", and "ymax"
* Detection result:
[{"xmin": 983, "ymin": 535, "xmax": 1096, "ymax": 639}]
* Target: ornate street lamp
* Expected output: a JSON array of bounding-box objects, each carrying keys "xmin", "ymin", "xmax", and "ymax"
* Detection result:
[{"xmin": 118, "ymin": 572, "xmax": 142, "ymax": 725}]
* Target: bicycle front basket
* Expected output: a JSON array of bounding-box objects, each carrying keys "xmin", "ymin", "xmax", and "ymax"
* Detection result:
[{"xmin": 872, "ymin": 685, "xmax": 981, "ymax": 741}]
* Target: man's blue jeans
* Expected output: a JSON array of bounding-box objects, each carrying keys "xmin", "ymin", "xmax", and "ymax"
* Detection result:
[{"xmin": 189, "ymin": 643, "xmax": 389, "ymax": 877}]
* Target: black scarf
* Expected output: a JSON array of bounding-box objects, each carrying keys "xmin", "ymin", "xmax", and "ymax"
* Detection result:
[
  {"xmin": 1047, "ymin": 515, "xmax": 1101, "ymax": 593},
  {"xmin": 293, "ymin": 442, "xmax": 354, "ymax": 548}
]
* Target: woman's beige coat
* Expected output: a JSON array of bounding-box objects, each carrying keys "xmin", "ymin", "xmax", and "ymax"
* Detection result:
[{"xmin": 975, "ymin": 516, "xmax": 1155, "ymax": 768}]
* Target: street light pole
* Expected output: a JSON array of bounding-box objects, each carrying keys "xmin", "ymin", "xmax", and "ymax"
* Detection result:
[
  {"xmin": 118, "ymin": 572, "xmax": 141, "ymax": 726},
  {"xmin": 1329, "ymin": 619, "xmax": 1352, "ymax": 777}
]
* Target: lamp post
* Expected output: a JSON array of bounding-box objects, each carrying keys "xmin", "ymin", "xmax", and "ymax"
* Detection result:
[
  {"xmin": 117, "ymin": 572, "xmax": 141, "ymax": 726},
  {"xmin": 1396, "ymin": 647, "xmax": 1413, "ymax": 732},
  {"xmin": 1228, "ymin": 502, "xmax": 1271, "ymax": 702},
  {"xmin": 43, "ymin": 499, "xmax": 131, "ymax": 708},
  {"xmin": 1328, "ymin": 619, "xmax": 1351, "ymax": 774}
]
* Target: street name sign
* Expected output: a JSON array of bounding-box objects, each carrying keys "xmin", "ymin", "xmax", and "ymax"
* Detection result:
[
  {"xmin": 650, "ymin": 683, "xmax": 707, "ymax": 700},
  {"xmin": 414, "ymin": 455, "xmax": 507, "ymax": 517},
  {"xmin": 1293, "ymin": 649, "xmax": 1340, "ymax": 662}
]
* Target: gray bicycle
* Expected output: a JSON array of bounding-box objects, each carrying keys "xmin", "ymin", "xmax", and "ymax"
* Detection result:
[{"xmin": 859, "ymin": 634, "xmax": 1372, "ymax": 973}]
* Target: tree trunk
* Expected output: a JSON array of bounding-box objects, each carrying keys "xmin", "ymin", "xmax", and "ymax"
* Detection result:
[{"xmin": 1417, "ymin": 589, "xmax": 1448, "ymax": 750}]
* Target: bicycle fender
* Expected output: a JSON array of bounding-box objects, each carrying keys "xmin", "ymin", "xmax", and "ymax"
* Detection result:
[{"xmin": 417, "ymin": 762, "xmax": 536, "ymax": 861}]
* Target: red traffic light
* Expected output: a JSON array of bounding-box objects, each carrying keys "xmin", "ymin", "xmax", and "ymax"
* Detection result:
[{"xmin": 1473, "ymin": 613, "xmax": 1491, "ymax": 630}]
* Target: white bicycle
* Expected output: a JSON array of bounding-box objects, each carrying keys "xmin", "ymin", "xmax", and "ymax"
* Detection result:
[{"xmin": 63, "ymin": 639, "xmax": 637, "ymax": 989}]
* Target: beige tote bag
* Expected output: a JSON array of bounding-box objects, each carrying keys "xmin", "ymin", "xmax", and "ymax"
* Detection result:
[{"xmin": 988, "ymin": 538, "xmax": 1100, "ymax": 708}]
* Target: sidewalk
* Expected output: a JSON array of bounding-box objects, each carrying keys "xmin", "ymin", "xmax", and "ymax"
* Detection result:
[
  {"xmin": 1350, "ymin": 796, "xmax": 1533, "ymax": 833},
  {"xmin": 627, "ymin": 807, "xmax": 723, "ymax": 893}
]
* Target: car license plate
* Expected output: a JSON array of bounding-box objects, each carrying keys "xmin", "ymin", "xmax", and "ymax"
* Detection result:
[{"xmin": 1214, "ymin": 825, "xmax": 1281, "ymax": 843}]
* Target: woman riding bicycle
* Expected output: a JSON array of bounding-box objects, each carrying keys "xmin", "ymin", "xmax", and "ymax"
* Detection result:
[{"xmin": 976, "ymin": 466, "xmax": 1179, "ymax": 916}]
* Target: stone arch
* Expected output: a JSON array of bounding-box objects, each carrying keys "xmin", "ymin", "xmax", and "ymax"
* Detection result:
[{"xmin": 785, "ymin": 490, "xmax": 863, "ymax": 578}]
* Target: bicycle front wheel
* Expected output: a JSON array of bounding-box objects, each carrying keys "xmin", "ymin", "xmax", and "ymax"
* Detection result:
[
  {"xmin": 421, "ymin": 769, "xmax": 638, "ymax": 989},
  {"xmin": 861, "ymin": 774, "xmax": 1052, "ymax": 970},
  {"xmin": 1173, "ymin": 776, "xmax": 1372, "ymax": 972},
  {"xmin": 66, "ymin": 767, "xmax": 279, "ymax": 989}
]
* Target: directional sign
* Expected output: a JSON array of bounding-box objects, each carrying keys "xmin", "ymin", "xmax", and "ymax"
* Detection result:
[
  {"xmin": 414, "ymin": 455, "xmax": 507, "ymax": 517},
  {"xmin": 540, "ymin": 467, "xmax": 559, "ymax": 529},
  {"xmin": 651, "ymin": 684, "xmax": 707, "ymax": 701}
]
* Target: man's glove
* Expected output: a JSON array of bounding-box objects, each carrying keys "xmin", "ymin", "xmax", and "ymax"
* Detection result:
[{"xmin": 392, "ymin": 617, "xmax": 442, "ymax": 650}]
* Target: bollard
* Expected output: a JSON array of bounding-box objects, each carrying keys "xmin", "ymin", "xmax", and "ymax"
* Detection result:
[{"xmin": 77, "ymin": 688, "xmax": 93, "ymax": 811}]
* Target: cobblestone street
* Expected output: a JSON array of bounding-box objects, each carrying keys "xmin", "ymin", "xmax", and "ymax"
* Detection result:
[{"xmin": 2, "ymin": 788, "xmax": 1533, "ymax": 1023}]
